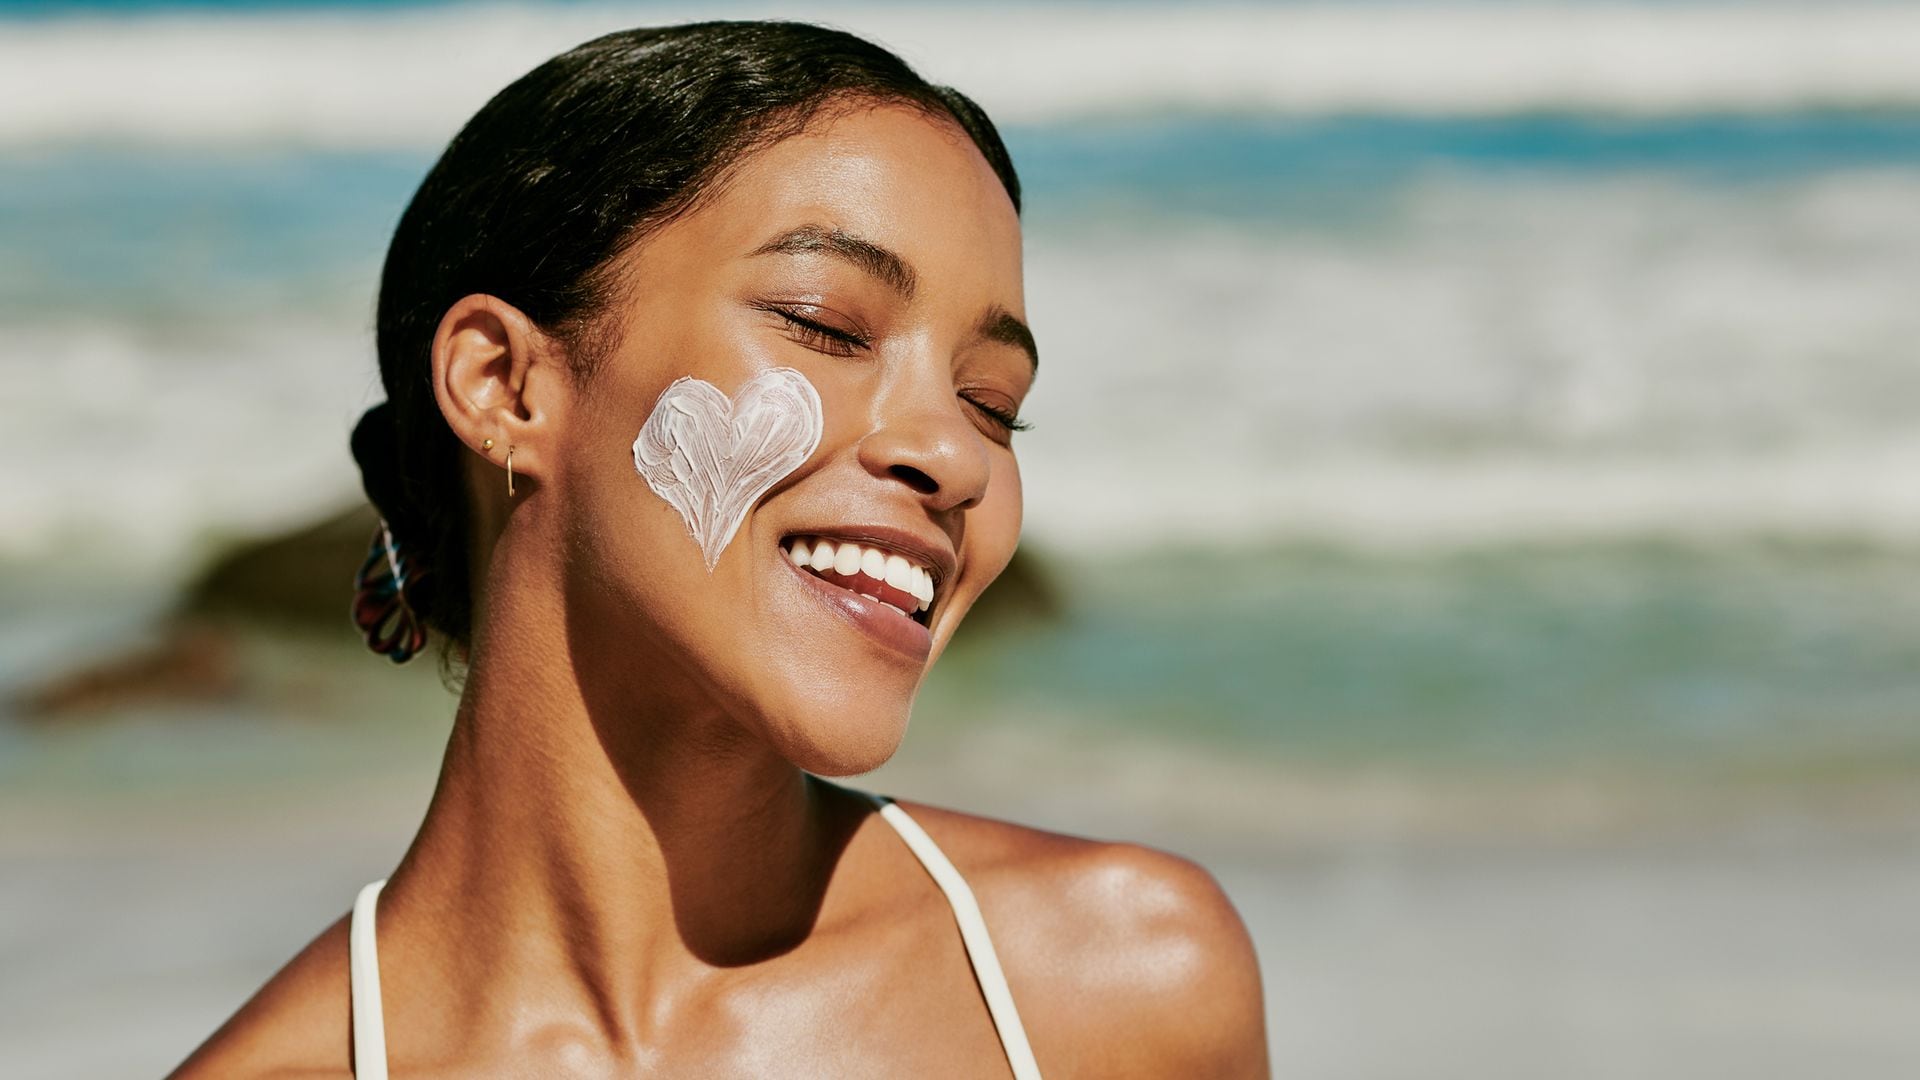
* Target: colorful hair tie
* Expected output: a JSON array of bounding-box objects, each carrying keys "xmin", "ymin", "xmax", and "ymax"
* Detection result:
[{"xmin": 352, "ymin": 518, "xmax": 429, "ymax": 664}]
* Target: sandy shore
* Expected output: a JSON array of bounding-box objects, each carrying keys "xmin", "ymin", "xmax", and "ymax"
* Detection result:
[{"xmin": 4, "ymin": 718, "xmax": 1918, "ymax": 1079}]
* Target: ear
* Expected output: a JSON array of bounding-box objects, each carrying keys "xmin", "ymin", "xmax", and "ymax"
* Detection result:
[{"xmin": 429, "ymin": 294, "xmax": 560, "ymax": 490}]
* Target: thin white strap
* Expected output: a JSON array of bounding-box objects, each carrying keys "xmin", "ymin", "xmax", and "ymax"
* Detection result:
[
  {"xmin": 349, "ymin": 879, "xmax": 389, "ymax": 1080},
  {"xmin": 868, "ymin": 794, "xmax": 1044, "ymax": 1080}
]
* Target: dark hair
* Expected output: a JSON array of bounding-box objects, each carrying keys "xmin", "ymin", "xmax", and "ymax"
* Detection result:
[{"xmin": 349, "ymin": 20, "xmax": 1021, "ymax": 661}]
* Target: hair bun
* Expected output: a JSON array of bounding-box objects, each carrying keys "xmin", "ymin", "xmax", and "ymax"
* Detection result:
[
  {"xmin": 350, "ymin": 402, "xmax": 404, "ymax": 520},
  {"xmin": 349, "ymin": 401, "xmax": 436, "ymax": 661},
  {"xmin": 351, "ymin": 400, "xmax": 433, "ymax": 552}
]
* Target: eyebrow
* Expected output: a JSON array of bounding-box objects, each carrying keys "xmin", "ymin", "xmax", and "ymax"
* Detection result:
[
  {"xmin": 978, "ymin": 305, "xmax": 1039, "ymax": 372},
  {"xmin": 750, "ymin": 224, "xmax": 917, "ymax": 301},
  {"xmin": 749, "ymin": 223, "xmax": 1038, "ymax": 372}
]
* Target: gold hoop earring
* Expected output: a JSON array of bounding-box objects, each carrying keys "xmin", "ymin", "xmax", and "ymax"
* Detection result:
[{"xmin": 506, "ymin": 445, "xmax": 516, "ymax": 497}]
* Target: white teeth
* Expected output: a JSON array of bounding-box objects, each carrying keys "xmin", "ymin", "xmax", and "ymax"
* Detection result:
[
  {"xmin": 884, "ymin": 554, "xmax": 912, "ymax": 591},
  {"xmin": 833, "ymin": 542, "xmax": 862, "ymax": 576},
  {"xmin": 787, "ymin": 535, "xmax": 938, "ymax": 614},
  {"xmin": 879, "ymin": 600, "xmax": 908, "ymax": 617}
]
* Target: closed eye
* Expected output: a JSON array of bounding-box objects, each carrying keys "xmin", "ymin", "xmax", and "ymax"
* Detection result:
[
  {"xmin": 755, "ymin": 302, "xmax": 870, "ymax": 357},
  {"xmin": 962, "ymin": 394, "xmax": 1032, "ymax": 433}
]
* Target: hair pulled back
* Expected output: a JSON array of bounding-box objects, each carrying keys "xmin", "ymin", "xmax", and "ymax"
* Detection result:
[{"xmin": 349, "ymin": 20, "xmax": 1020, "ymax": 660}]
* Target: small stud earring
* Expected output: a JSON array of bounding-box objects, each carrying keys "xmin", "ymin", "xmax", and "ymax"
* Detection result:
[
  {"xmin": 506, "ymin": 445, "xmax": 516, "ymax": 497},
  {"xmin": 482, "ymin": 437, "xmax": 494, "ymax": 451}
]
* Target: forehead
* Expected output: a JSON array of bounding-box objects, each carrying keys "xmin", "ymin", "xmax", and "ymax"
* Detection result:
[{"xmin": 641, "ymin": 101, "xmax": 1024, "ymax": 299}]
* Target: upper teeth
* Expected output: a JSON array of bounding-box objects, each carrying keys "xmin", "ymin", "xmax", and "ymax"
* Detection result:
[{"xmin": 784, "ymin": 536, "xmax": 936, "ymax": 613}]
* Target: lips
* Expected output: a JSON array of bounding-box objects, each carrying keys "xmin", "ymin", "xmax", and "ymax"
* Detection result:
[
  {"xmin": 778, "ymin": 533, "xmax": 944, "ymax": 663},
  {"xmin": 782, "ymin": 535, "xmax": 936, "ymax": 623},
  {"xmin": 801, "ymin": 564, "xmax": 923, "ymax": 622}
]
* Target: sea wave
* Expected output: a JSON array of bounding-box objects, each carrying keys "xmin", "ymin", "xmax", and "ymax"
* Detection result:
[
  {"xmin": 1015, "ymin": 168, "xmax": 1920, "ymax": 552},
  {"xmin": 9, "ymin": 163, "xmax": 1920, "ymax": 569},
  {"xmin": 8, "ymin": 2, "xmax": 1920, "ymax": 146}
]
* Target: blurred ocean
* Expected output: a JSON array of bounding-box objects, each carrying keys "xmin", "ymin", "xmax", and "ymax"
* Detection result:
[
  {"xmin": 7, "ymin": 1, "xmax": 1920, "ymax": 758},
  {"xmin": 4, "ymin": 3, "xmax": 1920, "ymax": 1077}
]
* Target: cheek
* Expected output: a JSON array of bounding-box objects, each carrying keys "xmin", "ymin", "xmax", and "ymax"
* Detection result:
[
  {"xmin": 631, "ymin": 367, "xmax": 824, "ymax": 571},
  {"xmin": 560, "ymin": 436, "xmax": 688, "ymax": 601},
  {"xmin": 970, "ymin": 455, "xmax": 1025, "ymax": 587},
  {"xmin": 551, "ymin": 390, "xmax": 707, "ymax": 599}
]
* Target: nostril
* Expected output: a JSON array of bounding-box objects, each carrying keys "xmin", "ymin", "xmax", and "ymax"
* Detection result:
[{"xmin": 889, "ymin": 463, "xmax": 938, "ymax": 495}]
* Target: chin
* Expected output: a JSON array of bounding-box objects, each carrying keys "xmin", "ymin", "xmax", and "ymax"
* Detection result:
[
  {"xmin": 709, "ymin": 584, "xmax": 937, "ymax": 775},
  {"xmin": 762, "ymin": 692, "xmax": 916, "ymax": 778}
]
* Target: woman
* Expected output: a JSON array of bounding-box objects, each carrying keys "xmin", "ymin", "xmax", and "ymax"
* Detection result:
[{"xmin": 174, "ymin": 21, "xmax": 1266, "ymax": 1078}]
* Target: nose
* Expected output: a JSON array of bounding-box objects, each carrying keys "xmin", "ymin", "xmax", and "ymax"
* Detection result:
[{"xmin": 856, "ymin": 390, "xmax": 992, "ymax": 514}]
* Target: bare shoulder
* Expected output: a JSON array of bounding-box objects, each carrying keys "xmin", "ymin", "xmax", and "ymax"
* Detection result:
[
  {"xmin": 167, "ymin": 914, "xmax": 354, "ymax": 1080},
  {"xmin": 885, "ymin": 798, "xmax": 1270, "ymax": 1079}
]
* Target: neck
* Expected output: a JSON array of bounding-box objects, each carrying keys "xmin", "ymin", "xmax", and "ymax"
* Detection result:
[{"xmin": 373, "ymin": 588, "xmax": 864, "ymax": 1053}]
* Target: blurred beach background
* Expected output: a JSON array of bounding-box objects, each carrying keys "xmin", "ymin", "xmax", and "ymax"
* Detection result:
[{"xmin": 6, "ymin": 0, "xmax": 1920, "ymax": 1076}]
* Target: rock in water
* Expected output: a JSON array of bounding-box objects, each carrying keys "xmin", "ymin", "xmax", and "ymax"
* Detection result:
[{"xmin": 13, "ymin": 502, "xmax": 1062, "ymax": 719}]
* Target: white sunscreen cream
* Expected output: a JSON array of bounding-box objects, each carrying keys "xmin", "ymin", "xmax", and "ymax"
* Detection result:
[{"xmin": 632, "ymin": 366, "xmax": 824, "ymax": 571}]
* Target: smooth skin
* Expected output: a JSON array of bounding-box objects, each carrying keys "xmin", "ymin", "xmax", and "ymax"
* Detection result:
[{"xmin": 172, "ymin": 100, "xmax": 1268, "ymax": 1079}]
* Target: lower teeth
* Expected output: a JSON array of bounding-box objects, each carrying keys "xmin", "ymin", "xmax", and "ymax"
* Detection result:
[
  {"xmin": 856, "ymin": 591, "xmax": 910, "ymax": 619},
  {"xmin": 803, "ymin": 567, "xmax": 922, "ymax": 622}
]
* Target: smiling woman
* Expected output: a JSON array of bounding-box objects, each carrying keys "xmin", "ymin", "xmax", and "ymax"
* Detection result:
[{"xmin": 170, "ymin": 20, "xmax": 1265, "ymax": 1079}]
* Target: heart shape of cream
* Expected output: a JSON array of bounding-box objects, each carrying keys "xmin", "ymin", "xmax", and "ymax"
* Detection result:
[{"xmin": 632, "ymin": 366, "xmax": 824, "ymax": 571}]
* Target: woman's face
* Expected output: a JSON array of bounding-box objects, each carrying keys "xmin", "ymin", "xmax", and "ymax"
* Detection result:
[{"xmin": 548, "ymin": 101, "xmax": 1032, "ymax": 776}]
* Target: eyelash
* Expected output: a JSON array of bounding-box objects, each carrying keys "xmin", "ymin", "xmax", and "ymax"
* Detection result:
[
  {"xmin": 963, "ymin": 396, "xmax": 1033, "ymax": 433},
  {"xmin": 763, "ymin": 305, "xmax": 1031, "ymax": 434},
  {"xmin": 765, "ymin": 305, "xmax": 869, "ymax": 357}
]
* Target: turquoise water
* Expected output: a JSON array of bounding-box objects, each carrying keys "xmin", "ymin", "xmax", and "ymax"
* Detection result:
[
  {"xmin": 11, "ymin": 111, "xmax": 1920, "ymax": 319},
  {"xmin": 7, "ymin": 542, "xmax": 1919, "ymax": 784},
  {"xmin": 921, "ymin": 542, "xmax": 1920, "ymax": 772},
  {"xmin": 1009, "ymin": 112, "xmax": 1920, "ymax": 226}
]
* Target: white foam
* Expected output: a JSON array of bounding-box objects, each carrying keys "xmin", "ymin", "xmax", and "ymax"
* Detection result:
[
  {"xmin": 1011, "ymin": 169, "xmax": 1920, "ymax": 553},
  {"xmin": 7, "ymin": 3, "xmax": 1920, "ymax": 147},
  {"xmin": 10, "ymin": 170, "xmax": 1920, "ymax": 570},
  {"xmin": 1021, "ymin": 446, "xmax": 1920, "ymax": 555},
  {"xmin": 1, "ymin": 317, "xmax": 375, "ymax": 575}
]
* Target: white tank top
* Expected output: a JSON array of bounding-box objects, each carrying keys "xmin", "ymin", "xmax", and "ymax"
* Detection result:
[{"xmin": 349, "ymin": 791, "xmax": 1043, "ymax": 1079}]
